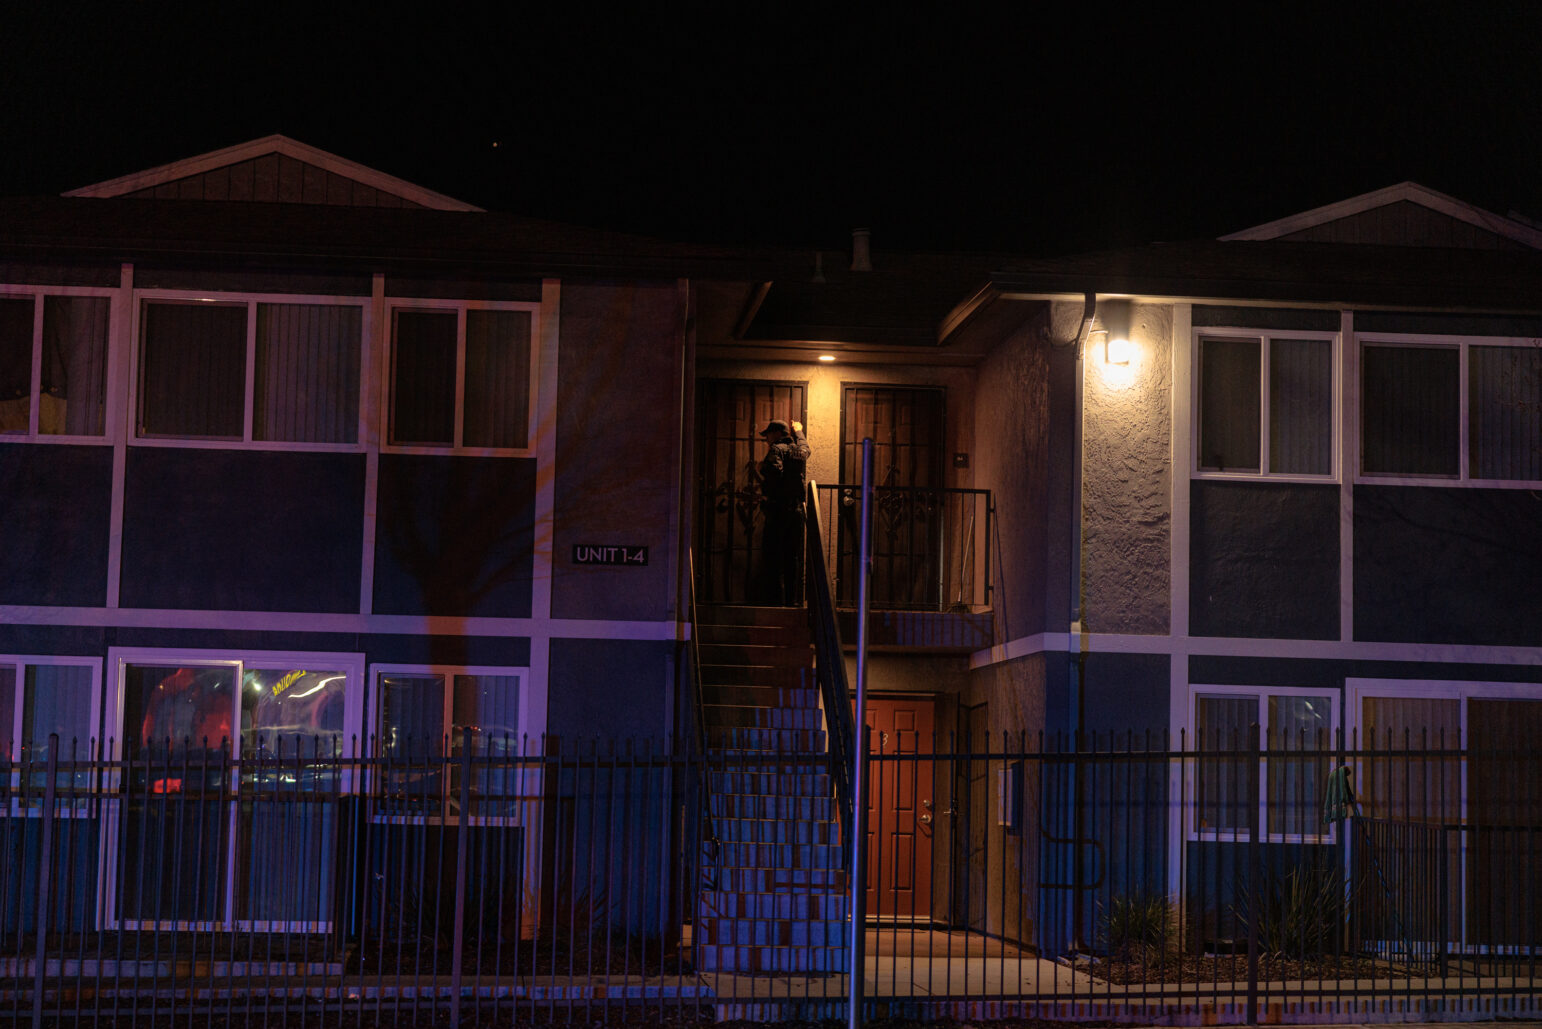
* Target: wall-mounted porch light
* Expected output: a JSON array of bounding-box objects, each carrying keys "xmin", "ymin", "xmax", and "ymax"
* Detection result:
[
  {"xmin": 818, "ymin": 354, "xmax": 836, "ymax": 362},
  {"xmin": 1105, "ymin": 337, "xmax": 1133, "ymax": 365}
]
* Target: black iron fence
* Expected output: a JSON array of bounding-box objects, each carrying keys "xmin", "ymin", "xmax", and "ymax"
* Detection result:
[
  {"xmin": 813, "ymin": 484, "xmax": 991, "ymax": 612},
  {"xmin": 0, "ymin": 730, "xmax": 1537, "ymax": 1024}
]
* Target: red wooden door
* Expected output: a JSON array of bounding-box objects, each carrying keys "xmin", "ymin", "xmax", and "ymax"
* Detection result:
[{"xmin": 863, "ymin": 695, "xmax": 936, "ymax": 919}]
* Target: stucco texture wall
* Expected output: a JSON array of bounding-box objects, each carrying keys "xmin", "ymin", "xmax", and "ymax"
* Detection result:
[
  {"xmin": 1080, "ymin": 302, "xmax": 1171, "ymax": 635},
  {"xmin": 971, "ymin": 316, "xmax": 1055, "ymax": 639},
  {"xmin": 552, "ymin": 282, "xmax": 684, "ymax": 621}
]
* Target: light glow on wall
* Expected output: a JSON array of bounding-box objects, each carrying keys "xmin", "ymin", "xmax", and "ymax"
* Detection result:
[{"xmin": 1105, "ymin": 337, "xmax": 1133, "ymax": 366}]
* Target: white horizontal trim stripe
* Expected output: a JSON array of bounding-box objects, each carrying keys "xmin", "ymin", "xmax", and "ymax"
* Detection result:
[
  {"xmin": 971, "ymin": 630, "xmax": 1542, "ymax": 670},
  {"xmin": 0, "ymin": 606, "xmax": 689, "ymax": 642}
]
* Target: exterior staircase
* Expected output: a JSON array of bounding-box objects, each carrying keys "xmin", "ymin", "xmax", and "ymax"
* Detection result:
[{"xmin": 693, "ymin": 604, "xmax": 849, "ymax": 975}]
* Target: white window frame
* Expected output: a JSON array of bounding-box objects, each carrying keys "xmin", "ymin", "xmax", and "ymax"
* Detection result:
[
  {"xmin": 367, "ymin": 663, "xmax": 531, "ymax": 826},
  {"xmin": 1185, "ymin": 684, "xmax": 1339, "ymax": 844},
  {"xmin": 1192, "ymin": 327, "xmax": 1342, "ymax": 483},
  {"xmin": 0, "ymin": 655, "xmax": 103, "ymax": 814},
  {"xmin": 381, "ymin": 298, "xmax": 540, "ymax": 457},
  {"xmin": 100, "ymin": 647, "xmax": 366, "ymax": 933},
  {"xmin": 129, "ymin": 288, "xmax": 371, "ymax": 451},
  {"xmin": 1356, "ymin": 333, "xmax": 1542, "ymax": 487},
  {"xmin": 0, "ymin": 285, "xmax": 119, "ymax": 444}
]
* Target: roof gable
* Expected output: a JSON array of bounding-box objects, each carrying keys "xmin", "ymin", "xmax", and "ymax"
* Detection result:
[
  {"xmin": 62, "ymin": 135, "xmax": 480, "ymax": 211},
  {"xmin": 1220, "ymin": 182, "xmax": 1542, "ymax": 251}
]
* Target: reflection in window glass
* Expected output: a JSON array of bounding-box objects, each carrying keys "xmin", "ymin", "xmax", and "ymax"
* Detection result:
[
  {"xmin": 241, "ymin": 668, "xmax": 346, "ymax": 757},
  {"xmin": 1267, "ymin": 695, "xmax": 1331, "ymax": 835},
  {"xmin": 122, "ymin": 664, "xmax": 236, "ymax": 757}
]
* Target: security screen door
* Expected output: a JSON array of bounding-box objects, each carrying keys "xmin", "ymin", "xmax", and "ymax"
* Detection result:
[{"xmin": 695, "ymin": 379, "xmax": 806, "ymax": 604}]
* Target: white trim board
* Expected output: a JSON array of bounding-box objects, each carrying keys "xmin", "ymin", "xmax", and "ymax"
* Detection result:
[
  {"xmin": 1219, "ymin": 181, "xmax": 1542, "ymax": 250},
  {"xmin": 971, "ymin": 630, "xmax": 1542, "ymax": 670},
  {"xmin": 64, "ymin": 135, "xmax": 482, "ymax": 211},
  {"xmin": 0, "ymin": 606, "xmax": 691, "ymax": 642}
]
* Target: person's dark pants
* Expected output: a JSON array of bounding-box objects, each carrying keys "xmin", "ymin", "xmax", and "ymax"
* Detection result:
[{"xmin": 760, "ymin": 508, "xmax": 806, "ymax": 606}]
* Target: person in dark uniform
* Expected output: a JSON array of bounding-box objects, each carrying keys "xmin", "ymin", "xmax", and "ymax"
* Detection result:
[{"xmin": 756, "ymin": 418, "xmax": 810, "ymax": 605}]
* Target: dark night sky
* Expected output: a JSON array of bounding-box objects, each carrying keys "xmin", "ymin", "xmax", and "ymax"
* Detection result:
[{"xmin": 4, "ymin": 4, "xmax": 1541, "ymax": 256}]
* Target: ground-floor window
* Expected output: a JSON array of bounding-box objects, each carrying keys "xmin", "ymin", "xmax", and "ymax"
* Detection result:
[
  {"xmin": 1187, "ymin": 684, "xmax": 1337, "ymax": 842},
  {"xmin": 104, "ymin": 648, "xmax": 365, "ymax": 931}
]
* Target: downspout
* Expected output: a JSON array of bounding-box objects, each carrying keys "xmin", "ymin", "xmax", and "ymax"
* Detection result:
[{"xmin": 1052, "ymin": 292, "xmax": 1095, "ymax": 950}]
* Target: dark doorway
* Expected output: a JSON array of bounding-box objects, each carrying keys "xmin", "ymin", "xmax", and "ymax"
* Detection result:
[
  {"xmin": 694, "ymin": 379, "xmax": 806, "ymax": 604},
  {"xmin": 837, "ymin": 385, "xmax": 946, "ymax": 608}
]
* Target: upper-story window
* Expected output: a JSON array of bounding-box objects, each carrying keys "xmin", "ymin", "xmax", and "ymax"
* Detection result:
[
  {"xmin": 136, "ymin": 292, "xmax": 364, "ymax": 445},
  {"xmin": 1361, "ymin": 338, "xmax": 1542, "ymax": 482},
  {"xmin": 0, "ymin": 289, "xmax": 113, "ymax": 440},
  {"xmin": 386, "ymin": 302, "xmax": 536, "ymax": 453},
  {"xmin": 1196, "ymin": 331, "xmax": 1336, "ymax": 478}
]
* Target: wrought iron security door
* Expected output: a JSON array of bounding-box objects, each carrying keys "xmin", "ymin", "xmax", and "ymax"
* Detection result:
[{"xmin": 694, "ymin": 379, "xmax": 806, "ymax": 604}]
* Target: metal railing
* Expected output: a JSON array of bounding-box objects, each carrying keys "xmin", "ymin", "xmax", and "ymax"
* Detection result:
[
  {"xmin": 805, "ymin": 480, "xmax": 856, "ymax": 866},
  {"xmin": 813, "ymin": 483, "xmax": 992, "ymax": 612},
  {"xmin": 0, "ymin": 729, "xmax": 1536, "ymax": 1024}
]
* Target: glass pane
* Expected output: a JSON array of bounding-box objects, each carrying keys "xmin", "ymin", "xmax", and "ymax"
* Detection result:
[
  {"xmin": 241, "ymin": 669, "xmax": 346, "ymax": 760},
  {"xmin": 237, "ymin": 798, "xmax": 336, "ymax": 925},
  {"xmin": 463, "ymin": 310, "xmax": 531, "ymax": 448},
  {"xmin": 0, "ymin": 664, "xmax": 14, "ymax": 762},
  {"xmin": 1269, "ymin": 338, "xmax": 1332, "ymax": 474},
  {"xmin": 451, "ymin": 674, "xmax": 520, "ymax": 811},
  {"xmin": 1361, "ymin": 345, "xmax": 1459, "ymax": 476},
  {"xmin": 0, "ymin": 296, "xmax": 34, "ymax": 434},
  {"xmin": 1265, "ymin": 695, "xmax": 1331, "ymax": 835},
  {"xmin": 1199, "ymin": 337, "xmax": 1261, "ymax": 471},
  {"xmin": 22, "ymin": 664, "xmax": 95, "ymax": 791},
  {"xmin": 1196, "ymin": 695, "xmax": 1256, "ymax": 832},
  {"xmin": 119, "ymin": 664, "xmax": 235, "ymax": 924},
  {"xmin": 389, "ymin": 310, "xmax": 456, "ymax": 445},
  {"xmin": 254, "ymin": 304, "xmax": 361, "ymax": 444},
  {"xmin": 139, "ymin": 302, "xmax": 247, "ymax": 439},
  {"xmin": 378, "ymin": 674, "xmax": 445, "ymax": 812},
  {"xmin": 40, "ymin": 296, "xmax": 109, "ymax": 436},
  {"xmin": 1469, "ymin": 345, "xmax": 1542, "ymax": 481}
]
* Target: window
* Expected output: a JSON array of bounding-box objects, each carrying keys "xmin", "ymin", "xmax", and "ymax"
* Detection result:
[
  {"xmin": 136, "ymin": 293, "xmax": 363, "ymax": 444},
  {"xmin": 1189, "ymin": 686, "xmax": 1336, "ymax": 842},
  {"xmin": 106, "ymin": 649, "xmax": 363, "ymax": 930},
  {"xmin": 1361, "ymin": 338, "xmax": 1542, "ymax": 482},
  {"xmin": 372, "ymin": 666, "xmax": 523, "ymax": 819},
  {"xmin": 387, "ymin": 303, "xmax": 535, "ymax": 451},
  {"xmin": 1196, "ymin": 332, "xmax": 1335, "ymax": 476},
  {"xmin": 0, "ymin": 290, "xmax": 111, "ymax": 438},
  {"xmin": 0, "ymin": 657, "xmax": 99, "ymax": 770}
]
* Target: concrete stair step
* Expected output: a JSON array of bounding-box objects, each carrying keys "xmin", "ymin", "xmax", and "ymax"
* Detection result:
[
  {"xmin": 695, "ymin": 623, "xmax": 811, "ymax": 647},
  {"xmin": 700, "ymin": 664, "xmax": 810, "ymax": 689},
  {"xmin": 707, "ymin": 727, "xmax": 825, "ymax": 752},
  {"xmin": 696, "ymin": 605, "xmax": 807, "ymax": 629},
  {"xmin": 714, "ymin": 866, "xmax": 846, "ymax": 893},
  {"xmin": 710, "ymin": 770, "xmax": 831, "ymax": 796},
  {"xmin": 703, "ymin": 684, "xmax": 819, "ymax": 709},
  {"xmin": 695, "ymin": 943, "xmax": 847, "ymax": 974},
  {"xmin": 699, "ymin": 891, "xmax": 850, "ymax": 921},
  {"xmin": 715, "ymin": 841, "xmax": 843, "ymax": 870},
  {"xmin": 696, "ymin": 642, "xmax": 814, "ymax": 668},
  {"xmin": 695, "ymin": 915, "xmax": 846, "ymax": 948},
  {"xmin": 715, "ymin": 817, "xmax": 838, "ymax": 845},
  {"xmin": 703, "ymin": 704, "xmax": 821, "ymax": 730},
  {"xmin": 710, "ymin": 793, "xmax": 833, "ymax": 821}
]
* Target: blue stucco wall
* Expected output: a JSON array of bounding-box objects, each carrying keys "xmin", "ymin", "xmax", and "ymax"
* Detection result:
[
  {"xmin": 0, "ymin": 444, "xmax": 112, "ymax": 606},
  {"xmin": 547, "ymin": 638, "xmax": 671, "ymax": 739},
  {"xmin": 372, "ymin": 454, "xmax": 536, "ymax": 617},
  {"xmin": 121, "ymin": 448, "xmax": 364, "ymax": 612},
  {"xmin": 1355, "ymin": 484, "xmax": 1542, "ymax": 646},
  {"xmin": 1190, "ymin": 481, "xmax": 1339, "ymax": 640}
]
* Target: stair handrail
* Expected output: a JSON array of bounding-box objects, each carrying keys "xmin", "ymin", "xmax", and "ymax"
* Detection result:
[
  {"xmin": 805, "ymin": 480, "xmax": 857, "ymax": 866},
  {"xmin": 685, "ymin": 549, "xmax": 721, "ymax": 863}
]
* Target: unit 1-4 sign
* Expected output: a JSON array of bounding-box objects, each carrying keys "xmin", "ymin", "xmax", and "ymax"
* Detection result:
[{"xmin": 572, "ymin": 544, "xmax": 649, "ymax": 566}]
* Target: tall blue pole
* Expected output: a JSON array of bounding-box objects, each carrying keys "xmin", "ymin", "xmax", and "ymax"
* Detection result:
[{"xmin": 847, "ymin": 438, "xmax": 874, "ymax": 1029}]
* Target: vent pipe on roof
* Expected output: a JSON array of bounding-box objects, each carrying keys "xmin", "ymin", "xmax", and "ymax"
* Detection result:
[{"xmin": 851, "ymin": 228, "xmax": 872, "ymax": 272}]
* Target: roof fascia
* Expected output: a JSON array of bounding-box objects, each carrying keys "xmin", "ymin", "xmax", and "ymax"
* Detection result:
[
  {"xmin": 1220, "ymin": 182, "xmax": 1542, "ymax": 250},
  {"xmin": 62, "ymin": 134, "xmax": 482, "ymax": 212}
]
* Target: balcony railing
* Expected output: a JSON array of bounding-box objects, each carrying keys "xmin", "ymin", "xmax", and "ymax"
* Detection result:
[{"xmin": 813, "ymin": 484, "xmax": 992, "ymax": 612}]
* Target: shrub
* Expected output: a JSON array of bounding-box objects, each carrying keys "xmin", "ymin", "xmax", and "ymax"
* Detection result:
[
  {"xmin": 1233, "ymin": 865, "xmax": 1352, "ymax": 959},
  {"xmin": 1098, "ymin": 892, "xmax": 1175, "ymax": 963}
]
